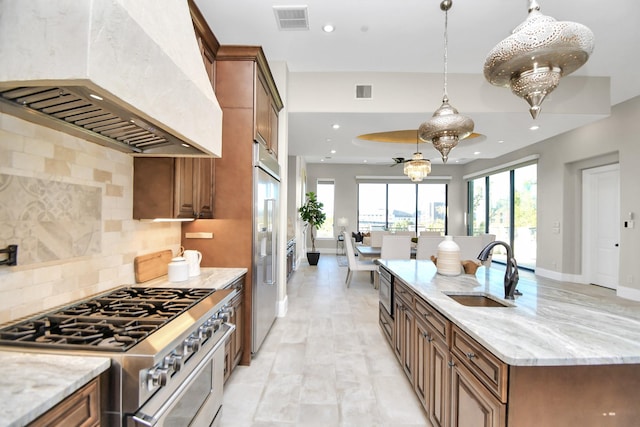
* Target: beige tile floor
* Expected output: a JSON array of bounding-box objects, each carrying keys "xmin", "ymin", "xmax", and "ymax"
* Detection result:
[{"xmin": 220, "ymin": 254, "xmax": 431, "ymax": 427}]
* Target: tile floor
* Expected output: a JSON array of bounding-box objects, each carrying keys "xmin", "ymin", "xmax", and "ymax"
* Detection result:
[{"xmin": 220, "ymin": 254, "xmax": 431, "ymax": 427}]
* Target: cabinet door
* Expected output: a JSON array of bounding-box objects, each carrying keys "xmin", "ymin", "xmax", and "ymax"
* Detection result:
[
  {"xmin": 402, "ymin": 308, "xmax": 414, "ymax": 382},
  {"xmin": 269, "ymin": 101, "xmax": 279, "ymax": 157},
  {"xmin": 255, "ymin": 74, "xmax": 270, "ymax": 148},
  {"xmin": 175, "ymin": 158, "xmax": 197, "ymax": 218},
  {"xmin": 393, "ymin": 299, "xmax": 404, "ymax": 363},
  {"xmin": 195, "ymin": 158, "xmax": 214, "ymax": 219},
  {"xmin": 133, "ymin": 157, "xmax": 175, "ymax": 219},
  {"xmin": 29, "ymin": 378, "xmax": 100, "ymax": 427},
  {"xmin": 429, "ymin": 337, "xmax": 450, "ymax": 427},
  {"xmin": 414, "ymin": 320, "xmax": 430, "ymax": 412},
  {"xmin": 450, "ymin": 356, "xmax": 506, "ymax": 427}
]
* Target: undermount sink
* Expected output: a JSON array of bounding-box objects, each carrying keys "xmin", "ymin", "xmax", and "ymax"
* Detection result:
[{"xmin": 444, "ymin": 293, "xmax": 513, "ymax": 308}]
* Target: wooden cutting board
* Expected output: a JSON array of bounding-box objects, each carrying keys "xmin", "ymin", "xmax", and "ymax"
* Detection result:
[{"xmin": 134, "ymin": 250, "xmax": 173, "ymax": 283}]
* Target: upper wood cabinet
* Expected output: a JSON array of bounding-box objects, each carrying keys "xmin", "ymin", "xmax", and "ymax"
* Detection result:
[
  {"xmin": 214, "ymin": 45, "xmax": 283, "ymax": 158},
  {"xmin": 133, "ymin": 157, "xmax": 214, "ymax": 220}
]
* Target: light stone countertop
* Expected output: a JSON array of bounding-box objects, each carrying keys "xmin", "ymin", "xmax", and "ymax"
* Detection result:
[
  {"xmin": 0, "ymin": 352, "xmax": 110, "ymax": 427},
  {"xmin": 0, "ymin": 267, "xmax": 246, "ymax": 427},
  {"xmin": 378, "ymin": 259, "xmax": 640, "ymax": 367},
  {"xmin": 138, "ymin": 267, "xmax": 247, "ymax": 289}
]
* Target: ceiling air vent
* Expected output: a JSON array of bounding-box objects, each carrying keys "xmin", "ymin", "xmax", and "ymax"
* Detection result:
[
  {"xmin": 356, "ymin": 85, "xmax": 373, "ymax": 99},
  {"xmin": 273, "ymin": 6, "xmax": 309, "ymax": 31}
]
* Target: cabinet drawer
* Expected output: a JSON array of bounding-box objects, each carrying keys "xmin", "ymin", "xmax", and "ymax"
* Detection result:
[
  {"xmin": 451, "ymin": 325, "xmax": 508, "ymax": 403},
  {"xmin": 29, "ymin": 378, "xmax": 100, "ymax": 427},
  {"xmin": 394, "ymin": 279, "xmax": 413, "ymax": 307},
  {"xmin": 415, "ymin": 297, "xmax": 449, "ymax": 344}
]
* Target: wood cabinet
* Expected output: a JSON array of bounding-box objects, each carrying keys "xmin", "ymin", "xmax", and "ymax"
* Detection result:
[
  {"xmin": 29, "ymin": 377, "xmax": 100, "ymax": 427},
  {"xmin": 133, "ymin": 157, "xmax": 214, "ymax": 219},
  {"xmin": 223, "ymin": 276, "xmax": 244, "ymax": 382},
  {"xmin": 393, "ymin": 280, "xmax": 414, "ymax": 382},
  {"xmin": 450, "ymin": 356, "xmax": 506, "ymax": 427}
]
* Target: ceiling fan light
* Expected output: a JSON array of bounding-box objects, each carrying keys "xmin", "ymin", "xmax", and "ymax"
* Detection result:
[
  {"xmin": 403, "ymin": 152, "xmax": 432, "ymax": 182},
  {"xmin": 484, "ymin": 0, "xmax": 594, "ymax": 119}
]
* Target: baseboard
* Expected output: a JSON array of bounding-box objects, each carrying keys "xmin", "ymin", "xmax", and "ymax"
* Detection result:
[
  {"xmin": 277, "ymin": 294, "xmax": 288, "ymax": 317},
  {"xmin": 617, "ymin": 286, "xmax": 640, "ymax": 302},
  {"xmin": 535, "ymin": 267, "xmax": 585, "ymax": 284}
]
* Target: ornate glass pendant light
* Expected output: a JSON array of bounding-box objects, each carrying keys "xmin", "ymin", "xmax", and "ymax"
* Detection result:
[
  {"xmin": 403, "ymin": 135, "xmax": 432, "ymax": 182},
  {"xmin": 484, "ymin": 0, "xmax": 594, "ymax": 119},
  {"xmin": 419, "ymin": 0, "xmax": 474, "ymax": 164}
]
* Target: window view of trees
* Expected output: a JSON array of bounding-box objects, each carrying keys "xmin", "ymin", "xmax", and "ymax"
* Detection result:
[
  {"xmin": 358, "ymin": 182, "xmax": 447, "ymax": 234},
  {"xmin": 468, "ymin": 163, "xmax": 537, "ymax": 269},
  {"xmin": 316, "ymin": 180, "xmax": 335, "ymax": 238}
]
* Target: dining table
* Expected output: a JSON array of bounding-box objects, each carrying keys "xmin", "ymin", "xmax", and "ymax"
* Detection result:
[{"xmin": 355, "ymin": 245, "xmax": 417, "ymax": 259}]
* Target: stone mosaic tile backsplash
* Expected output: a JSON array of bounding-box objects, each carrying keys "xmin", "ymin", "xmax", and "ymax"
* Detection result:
[
  {"xmin": 0, "ymin": 174, "xmax": 102, "ymax": 264},
  {"xmin": 0, "ymin": 112, "xmax": 182, "ymax": 324}
]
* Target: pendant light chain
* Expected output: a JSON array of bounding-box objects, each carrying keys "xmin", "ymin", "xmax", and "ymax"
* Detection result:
[{"xmin": 442, "ymin": 5, "xmax": 449, "ymax": 101}]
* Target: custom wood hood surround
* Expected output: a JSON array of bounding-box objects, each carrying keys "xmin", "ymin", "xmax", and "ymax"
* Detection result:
[{"xmin": 0, "ymin": 0, "xmax": 222, "ymax": 157}]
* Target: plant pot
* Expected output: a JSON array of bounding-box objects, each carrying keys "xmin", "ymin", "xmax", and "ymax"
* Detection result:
[{"xmin": 306, "ymin": 252, "xmax": 321, "ymax": 266}]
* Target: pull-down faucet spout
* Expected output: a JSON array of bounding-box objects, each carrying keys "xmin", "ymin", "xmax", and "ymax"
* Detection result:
[{"xmin": 477, "ymin": 241, "xmax": 520, "ymax": 300}]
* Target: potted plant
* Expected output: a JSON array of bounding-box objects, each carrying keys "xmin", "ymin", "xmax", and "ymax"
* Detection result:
[{"xmin": 298, "ymin": 191, "xmax": 326, "ymax": 266}]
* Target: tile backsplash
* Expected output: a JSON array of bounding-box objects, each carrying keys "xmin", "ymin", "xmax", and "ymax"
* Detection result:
[{"xmin": 0, "ymin": 113, "xmax": 182, "ymax": 324}]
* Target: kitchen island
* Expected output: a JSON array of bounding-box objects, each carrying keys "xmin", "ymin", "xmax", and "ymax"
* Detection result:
[
  {"xmin": 0, "ymin": 267, "xmax": 246, "ymax": 427},
  {"xmin": 378, "ymin": 259, "xmax": 640, "ymax": 427}
]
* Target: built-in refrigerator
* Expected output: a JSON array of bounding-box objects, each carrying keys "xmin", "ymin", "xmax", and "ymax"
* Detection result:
[{"xmin": 252, "ymin": 142, "xmax": 279, "ymax": 354}]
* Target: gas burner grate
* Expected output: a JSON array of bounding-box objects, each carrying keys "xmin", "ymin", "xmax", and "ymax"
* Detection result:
[{"xmin": 0, "ymin": 287, "xmax": 217, "ymax": 351}]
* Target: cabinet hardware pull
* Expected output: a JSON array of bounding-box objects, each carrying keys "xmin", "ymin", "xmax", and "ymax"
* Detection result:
[
  {"xmin": 448, "ymin": 360, "xmax": 455, "ymax": 368},
  {"xmin": 466, "ymin": 352, "xmax": 476, "ymax": 359},
  {"xmin": 422, "ymin": 312, "xmax": 431, "ymax": 317}
]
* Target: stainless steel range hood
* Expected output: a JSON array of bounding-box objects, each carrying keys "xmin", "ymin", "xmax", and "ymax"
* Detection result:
[{"xmin": 0, "ymin": 0, "xmax": 222, "ymax": 157}]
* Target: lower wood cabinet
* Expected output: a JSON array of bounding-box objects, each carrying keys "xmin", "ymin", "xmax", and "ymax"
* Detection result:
[
  {"xmin": 29, "ymin": 377, "xmax": 100, "ymax": 427},
  {"xmin": 450, "ymin": 355, "xmax": 506, "ymax": 427},
  {"xmin": 224, "ymin": 276, "xmax": 244, "ymax": 383}
]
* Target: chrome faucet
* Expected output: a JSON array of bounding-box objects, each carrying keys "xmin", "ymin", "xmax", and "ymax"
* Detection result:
[{"xmin": 477, "ymin": 241, "xmax": 521, "ymax": 300}]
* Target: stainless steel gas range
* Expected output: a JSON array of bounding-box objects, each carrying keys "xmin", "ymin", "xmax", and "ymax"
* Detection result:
[{"xmin": 0, "ymin": 286, "xmax": 236, "ymax": 426}]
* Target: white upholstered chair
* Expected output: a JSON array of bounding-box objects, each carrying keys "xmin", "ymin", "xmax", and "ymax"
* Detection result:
[
  {"xmin": 380, "ymin": 235, "xmax": 412, "ymax": 259},
  {"xmin": 343, "ymin": 231, "xmax": 378, "ymax": 288},
  {"xmin": 369, "ymin": 230, "xmax": 390, "ymax": 247},
  {"xmin": 416, "ymin": 236, "xmax": 443, "ymax": 260}
]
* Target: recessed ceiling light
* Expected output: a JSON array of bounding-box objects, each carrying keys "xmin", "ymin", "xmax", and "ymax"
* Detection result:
[
  {"xmin": 529, "ymin": 125, "xmax": 540, "ymax": 131},
  {"xmin": 363, "ymin": 160, "xmax": 368, "ymax": 163},
  {"xmin": 332, "ymin": 124, "xmax": 340, "ymax": 129},
  {"xmin": 498, "ymin": 140, "xmax": 504, "ymax": 144},
  {"xmin": 330, "ymin": 149, "xmax": 336, "ymax": 154},
  {"xmin": 474, "ymin": 151, "xmax": 481, "ymax": 155},
  {"xmin": 326, "ymin": 138, "xmax": 332, "ymax": 142},
  {"xmin": 320, "ymin": 158, "xmax": 324, "ymax": 162},
  {"xmin": 322, "ymin": 24, "xmax": 335, "ymax": 33}
]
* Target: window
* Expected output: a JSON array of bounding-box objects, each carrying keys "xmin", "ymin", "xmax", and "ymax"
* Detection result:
[
  {"xmin": 316, "ymin": 180, "xmax": 335, "ymax": 238},
  {"xmin": 358, "ymin": 182, "xmax": 447, "ymax": 234},
  {"xmin": 467, "ymin": 163, "xmax": 537, "ymax": 269}
]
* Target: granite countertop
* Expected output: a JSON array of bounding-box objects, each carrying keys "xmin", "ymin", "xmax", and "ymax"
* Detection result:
[
  {"xmin": 0, "ymin": 267, "xmax": 247, "ymax": 427},
  {"xmin": 139, "ymin": 267, "xmax": 247, "ymax": 289},
  {"xmin": 0, "ymin": 352, "xmax": 110, "ymax": 427},
  {"xmin": 378, "ymin": 259, "xmax": 640, "ymax": 367}
]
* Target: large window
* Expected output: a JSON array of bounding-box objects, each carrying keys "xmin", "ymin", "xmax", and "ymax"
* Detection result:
[
  {"xmin": 358, "ymin": 182, "xmax": 447, "ymax": 234},
  {"xmin": 467, "ymin": 163, "xmax": 537, "ymax": 269},
  {"xmin": 316, "ymin": 180, "xmax": 335, "ymax": 238}
]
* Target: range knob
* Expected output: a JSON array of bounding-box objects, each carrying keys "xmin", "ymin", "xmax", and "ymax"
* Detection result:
[
  {"xmin": 198, "ymin": 323, "xmax": 215, "ymax": 340},
  {"xmin": 162, "ymin": 353, "xmax": 183, "ymax": 373},
  {"xmin": 183, "ymin": 336, "xmax": 201, "ymax": 355},
  {"xmin": 217, "ymin": 306, "xmax": 234, "ymax": 323},
  {"xmin": 146, "ymin": 367, "xmax": 169, "ymax": 389}
]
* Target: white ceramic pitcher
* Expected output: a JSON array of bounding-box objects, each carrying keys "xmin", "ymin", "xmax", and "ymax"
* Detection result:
[{"xmin": 183, "ymin": 249, "xmax": 202, "ymax": 277}]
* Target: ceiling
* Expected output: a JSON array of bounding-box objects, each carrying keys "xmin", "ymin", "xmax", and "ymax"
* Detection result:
[{"xmin": 195, "ymin": 0, "xmax": 640, "ymax": 165}]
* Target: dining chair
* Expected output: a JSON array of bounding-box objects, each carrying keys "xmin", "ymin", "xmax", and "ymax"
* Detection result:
[
  {"xmin": 420, "ymin": 231, "xmax": 442, "ymax": 237},
  {"xmin": 416, "ymin": 236, "xmax": 443, "ymax": 260},
  {"xmin": 370, "ymin": 230, "xmax": 390, "ymax": 247},
  {"xmin": 380, "ymin": 235, "xmax": 412, "ymax": 259},
  {"xmin": 343, "ymin": 231, "xmax": 378, "ymax": 288}
]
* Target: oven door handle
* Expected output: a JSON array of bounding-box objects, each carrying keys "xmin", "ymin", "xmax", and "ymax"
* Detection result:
[{"xmin": 130, "ymin": 324, "xmax": 235, "ymax": 426}]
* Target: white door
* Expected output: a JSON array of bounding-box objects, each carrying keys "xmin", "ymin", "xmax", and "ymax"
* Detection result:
[{"xmin": 582, "ymin": 164, "xmax": 620, "ymax": 289}]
